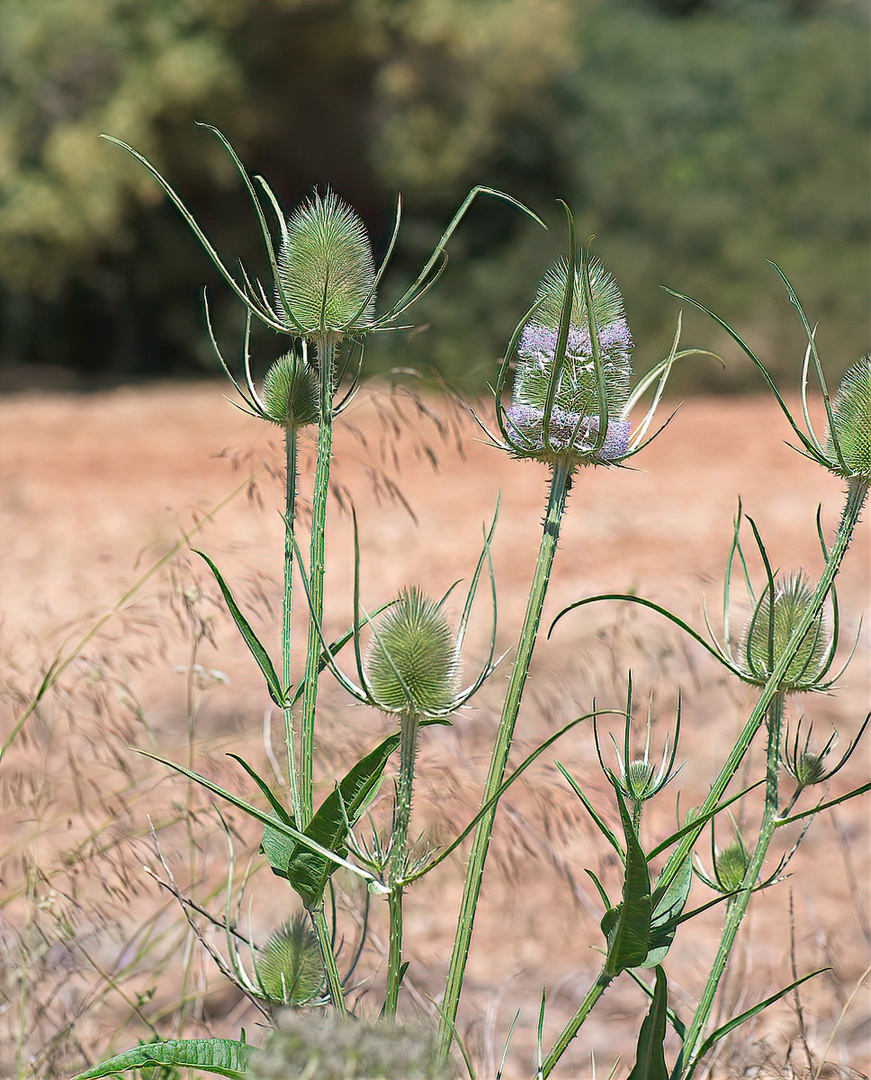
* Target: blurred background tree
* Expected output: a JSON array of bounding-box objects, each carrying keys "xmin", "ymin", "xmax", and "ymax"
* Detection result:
[{"xmin": 0, "ymin": 0, "xmax": 866, "ymax": 390}]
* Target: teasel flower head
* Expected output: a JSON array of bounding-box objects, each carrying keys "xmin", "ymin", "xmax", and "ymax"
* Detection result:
[
  {"xmin": 102, "ymin": 124, "xmax": 544, "ymax": 345},
  {"xmin": 485, "ymin": 207, "xmax": 696, "ymax": 471},
  {"xmin": 299, "ymin": 508, "xmax": 501, "ymax": 721},
  {"xmin": 781, "ymin": 712, "xmax": 870, "ymax": 794},
  {"xmin": 364, "ymin": 587, "xmax": 458, "ymax": 716},
  {"xmin": 711, "ymin": 836, "xmax": 753, "ymax": 895},
  {"xmin": 667, "ymin": 266, "xmax": 870, "ymax": 485},
  {"xmin": 251, "ymin": 1014, "xmax": 453, "ymax": 1080},
  {"xmin": 254, "ymin": 913, "xmax": 324, "ymax": 1007},
  {"xmin": 824, "ymin": 356, "xmax": 871, "ymax": 482}
]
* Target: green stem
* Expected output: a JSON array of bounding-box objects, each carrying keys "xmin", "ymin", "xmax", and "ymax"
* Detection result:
[
  {"xmin": 438, "ymin": 457, "xmax": 574, "ymax": 1057},
  {"xmin": 310, "ymin": 905, "xmax": 347, "ymax": 1017},
  {"xmin": 282, "ymin": 426, "xmax": 302, "ymax": 825},
  {"xmin": 679, "ymin": 692, "xmax": 785, "ymax": 1076},
  {"xmin": 299, "ymin": 336, "xmax": 336, "ymax": 825},
  {"xmin": 538, "ymin": 970, "xmax": 613, "ymax": 1078},
  {"xmin": 385, "ymin": 711, "xmax": 420, "ymax": 1016},
  {"xmin": 655, "ymin": 479, "xmax": 867, "ymax": 904}
]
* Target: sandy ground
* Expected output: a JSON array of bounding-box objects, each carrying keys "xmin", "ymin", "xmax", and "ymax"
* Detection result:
[{"xmin": 0, "ymin": 381, "xmax": 869, "ymax": 1077}]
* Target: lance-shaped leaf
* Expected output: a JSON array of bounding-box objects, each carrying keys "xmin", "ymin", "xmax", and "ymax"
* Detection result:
[
  {"xmin": 261, "ymin": 726, "xmax": 436, "ymax": 907},
  {"xmin": 627, "ymin": 966, "xmax": 670, "ymax": 1080},
  {"xmin": 70, "ymin": 1038, "xmax": 256, "ymax": 1079},
  {"xmin": 641, "ymin": 855, "xmax": 693, "ymax": 968},
  {"xmin": 196, "ymin": 550, "xmax": 285, "ymax": 706},
  {"xmin": 602, "ymin": 789, "xmax": 652, "ymax": 975}
]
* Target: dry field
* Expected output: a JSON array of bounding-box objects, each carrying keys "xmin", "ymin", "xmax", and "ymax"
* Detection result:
[{"xmin": 1, "ymin": 381, "xmax": 869, "ymax": 1078}]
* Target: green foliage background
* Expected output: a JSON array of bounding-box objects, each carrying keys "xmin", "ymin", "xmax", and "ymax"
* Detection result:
[{"xmin": 0, "ymin": 0, "xmax": 867, "ymax": 390}]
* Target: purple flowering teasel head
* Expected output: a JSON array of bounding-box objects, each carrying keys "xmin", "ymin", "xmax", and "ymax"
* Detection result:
[{"xmin": 488, "ymin": 211, "xmax": 683, "ymax": 471}]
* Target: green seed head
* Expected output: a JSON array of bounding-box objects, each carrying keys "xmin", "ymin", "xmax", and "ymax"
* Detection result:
[
  {"xmin": 792, "ymin": 751, "xmax": 826, "ymax": 787},
  {"xmin": 255, "ymin": 914, "xmax": 324, "ymax": 1006},
  {"xmin": 276, "ymin": 190, "xmax": 376, "ymax": 337},
  {"xmin": 715, "ymin": 840, "xmax": 751, "ymax": 893},
  {"xmin": 260, "ymin": 351, "xmax": 320, "ymax": 428},
  {"xmin": 824, "ymin": 356, "xmax": 871, "ymax": 481},
  {"xmin": 740, "ymin": 572, "xmax": 831, "ymax": 692},
  {"xmin": 365, "ymin": 587, "xmax": 457, "ymax": 716}
]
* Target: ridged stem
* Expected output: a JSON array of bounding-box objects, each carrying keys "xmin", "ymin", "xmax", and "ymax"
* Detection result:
[
  {"xmin": 299, "ymin": 336, "xmax": 336, "ymax": 825},
  {"xmin": 282, "ymin": 426, "xmax": 302, "ymax": 825},
  {"xmin": 385, "ymin": 710, "xmax": 420, "ymax": 1016},
  {"xmin": 299, "ymin": 335, "xmax": 345, "ymax": 1014},
  {"xmin": 678, "ymin": 692, "xmax": 785, "ymax": 1075},
  {"xmin": 538, "ymin": 970, "xmax": 612, "ymax": 1078},
  {"xmin": 310, "ymin": 906, "xmax": 347, "ymax": 1018},
  {"xmin": 438, "ymin": 456, "xmax": 574, "ymax": 1057}
]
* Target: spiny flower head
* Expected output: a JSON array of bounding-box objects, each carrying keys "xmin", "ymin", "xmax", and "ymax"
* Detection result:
[
  {"xmin": 739, "ymin": 572, "xmax": 831, "ymax": 692},
  {"xmin": 824, "ymin": 356, "xmax": 871, "ymax": 482},
  {"xmin": 260, "ymin": 350, "xmax": 320, "ymax": 428},
  {"xmin": 276, "ymin": 190, "xmax": 377, "ymax": 338},
  {"xmin": 714, "ymin": 838, "xmax": 752, "ymax": 894},
  {"xmin": 505, "ymin": 255, "xmax": 634, "ymax": 466},
  {"xmin": 365, "ymin": 587, "xmax": 458, "ymax": 716},
  {"xmin": 254, "ymin": 913, "xmax": 324, "ymax": 1007}
]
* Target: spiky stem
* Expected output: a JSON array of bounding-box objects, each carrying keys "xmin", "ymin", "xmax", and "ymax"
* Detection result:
[
  {"xmin": 678, "ymin": 692, "xmax": 785, "ymax": 1075},
  {"xmin": 385, "ymin": 710, "xmax": 420, "ymax": 1016},
  {"xmin": 310, "ymin": 906, "xmax": 347, "ymax": 1018},
  {"xmin": 283, "ymin": 426, "xmax": 302, "ymax": 824},
  {"xmin": 300, "ymin": 336, "xmax": 336, "ymax": 824},
  {"xmin": 438, "ymin": 456, "xmax": 574, "ymax": 1057}
]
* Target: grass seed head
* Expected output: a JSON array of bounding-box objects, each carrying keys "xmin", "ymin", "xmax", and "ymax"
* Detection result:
[
  {"xmin": 276, "ymin": 190, "xmax": 376, "ymax": 337},
  {"xmin": 365, "ymin": 587, "xmax": 458, "ymax": 716},
  {"xmin": 739, "ymin": 572, "xmax": 831, "ymax": 692},
  {"xmin": 824, "ymin": 356, "xmax": 871, "ymax": 481},
  {"xmin": 261, "ymin": 350, "xmax": 320, "ymax": 428}
]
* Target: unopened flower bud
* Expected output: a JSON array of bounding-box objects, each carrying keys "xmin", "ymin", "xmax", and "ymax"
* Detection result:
[
  {"xmin": 261, "ymin": 351, "xmax": 320, "ymax": 428},
  {"xmin": 255, "ymin": 914, "xmax": 324, "ymax": 1006},
  {"xmin": 740, "ymin": 572, "xmax": 830, "ymax": 692},
  {"xmin": 715, "ymin": 840, "xmax": 752, "ymax": 893}
]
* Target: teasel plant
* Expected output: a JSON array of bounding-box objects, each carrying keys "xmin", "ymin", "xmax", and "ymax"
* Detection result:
[
  {"xmin": 437, "ymin": 202, "xmax": 713, "ymax": 1061},
  {"xmin": 100, "ymin": 125, "xmax": 544, "ymax": 1023},
  {"xmin": 543, "ymin": 278, "xmax": 870, "ymax": 1077}
]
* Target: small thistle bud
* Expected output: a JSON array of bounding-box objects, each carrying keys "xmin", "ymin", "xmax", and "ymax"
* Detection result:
[
  {"xmin": 252, "ymin": 1014, "xmax": 453, "ymax": 1080},
  {"xmin": 365, "ymin": 587, "xmax": 458, "ymax": 716},
  {"xmin": 824, "ymin": 356, "xmax": 871, "ymax": 481},
  {"xmin": 276, "ymin": 190, "xmax": 376, "ymax": 337},
  {"xmin": 255, "ymin": 914, "xmax": 324, "ymax": 1007},
  {"xmin": 714, "ymin": 839, "xmax": 752, "ymax": 894},
  {"xmin": 260, "ymin": 350, "xmax": 320, "ymax": 428},
  {"xmin": 740, "ymin": 572, "xmax": 831, "ymax": 692},
  {"xmin": 507, "ymin": 256, "xmax": 633, "ymax": 466}
]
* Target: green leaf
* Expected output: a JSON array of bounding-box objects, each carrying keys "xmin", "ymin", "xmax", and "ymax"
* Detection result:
[
  {"xmin": 263, "ymin": 730, "xmax": 412, "ymax": 907},
  {"xmin": 195, "ymin": 550, "xmax": 285, "ymax": 706},
  {"xmin": 641, "ymin": 854, "xmax": 693, "ymax": 968},
  {"xmin": 693, "ymin": 968, "xmax": 828, "ymax": 1065},
  {"xmin": 70, "ymin": 1038, "xmax": 256, "ymax": 1079},
  {"xmin": 603, "ymin": 790, "xmax": 652, "ymax": 975},
  {"xmin": 627, "ymin": 967, "xmax": 670, "ymax": 1080},
  {"xmin": 228, "ymin": 753, "xmax": 294, "ymax": 825}
]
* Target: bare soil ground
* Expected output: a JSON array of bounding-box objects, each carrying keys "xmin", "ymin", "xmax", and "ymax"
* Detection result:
[{"xmin": 1, "ymin": 382, "xmax": 868, "ymax": 1078}]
